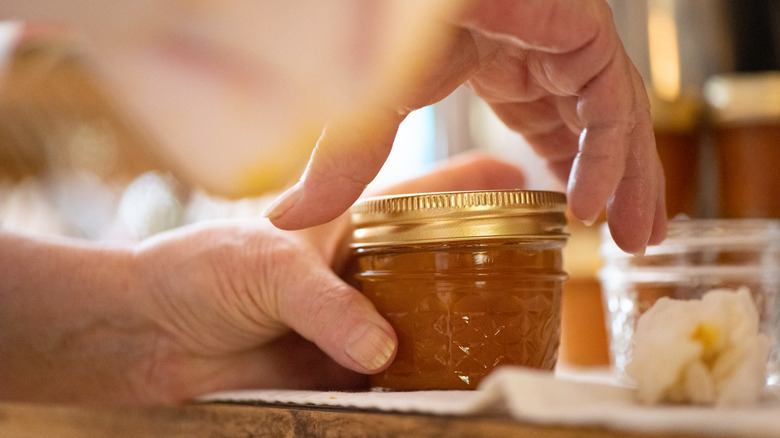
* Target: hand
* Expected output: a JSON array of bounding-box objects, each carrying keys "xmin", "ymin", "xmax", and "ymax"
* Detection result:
[
  {"xmin": 265, "ymin": 0, "xmax": 667, "ymax": 255},
  {"xmin": 0, "ymin": 153, "xmax": 525, "ymax": 406},
  {"xmin": 131, "ymin": 153, "xmax": 523, "ymax": 403},
  {"xmin": 131, "ymin": 153, "xmax": 525, "ymax": 403}
]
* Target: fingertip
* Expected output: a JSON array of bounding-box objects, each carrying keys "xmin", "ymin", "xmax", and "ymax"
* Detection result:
[
  {"xmin": 565, "ymin": 154, "xmax": 620, "ymax": 229},
  {"xmin": 267, "ymin": 111, "xmax": 399, "ymax": 230},
  {"xmin": 605, "ymin": 197, "xmax": 653, "ymax": 256},
  {"xmin": 606, "ymin": 199, "xmax": 668, "ymax": 256},
  {"xmin": 265, "ymin": 180, "xmax": 362, "ymax": 230},
  {"xmin": 581, "ymin": 218, "xmax": 597, "ymax": 227},
  {"xmin": 262, "ymin": 182, "xmax": 302, "ymax": 222},
  {"xmin": 566, "ymin": 184, "xmax": 604, "ymax": 228},
  {"xmin": 345, "ymin": 322, "xmax": 397, "ymax": 373},
  {"xmin": 647, "ymin": 197, "xmax": 668, "ymax": 246},
  {"xmin": 280, "ymin": 269, "xmax": 397, "ymax": 374},
  {"xmin": 609, "ymin": 225, "xmax": 648, "ymax": 256},
  {"xmin": 648, "ymin": 227, "xmax": 667, "ymax": 246}
]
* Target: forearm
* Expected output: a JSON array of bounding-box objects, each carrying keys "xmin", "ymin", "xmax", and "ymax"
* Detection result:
[{"xmin": 0, "ymin": 230, "xmax": 155, "ymax": 405}]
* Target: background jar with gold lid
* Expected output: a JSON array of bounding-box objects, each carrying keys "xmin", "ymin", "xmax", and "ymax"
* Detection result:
[
  {"xmin": 348, "ymin": 190, "xmax": 568, "ymax": 391},
  {"xmin": 704, "ymin": 71, "xmax": 780, "ymax": 219},
  {"xmin": 649, "ymin": 91, "xmax": 704, "ymax": 218}
]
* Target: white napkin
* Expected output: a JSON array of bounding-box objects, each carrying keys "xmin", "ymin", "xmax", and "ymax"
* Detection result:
[{"xmin": 202, "ymin": 366, "xmax": 780, "ymax": 437}]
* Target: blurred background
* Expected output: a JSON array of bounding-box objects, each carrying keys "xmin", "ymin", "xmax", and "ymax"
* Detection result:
[{"xmin": 0, "ymin": 0, "xmax": 778, "ymax": 367}]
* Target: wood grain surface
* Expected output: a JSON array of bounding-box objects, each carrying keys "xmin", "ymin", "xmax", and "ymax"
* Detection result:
[{"xmin": 0, "ymin": 401, "xmax": 725, "ymax": 438}]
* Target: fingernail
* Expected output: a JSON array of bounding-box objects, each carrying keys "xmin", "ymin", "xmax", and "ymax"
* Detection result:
[
  {"xmin": 262, "ymin": 182, "xmax": 302, "ymax": 219},
  {"xmin": 582, "ymin": 218, "xmax": 597, "ymax": 227},
  {"xmin": 633, "ymin": 247, "xmax": 647, "ymax": 257},
  {"xmin": 345, "ymin": 323, "xmax": 396, "ymax": 372}
]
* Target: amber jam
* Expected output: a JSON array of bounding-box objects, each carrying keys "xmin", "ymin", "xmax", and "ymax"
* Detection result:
[{"xmin": 350, "ymin": 190, "xmax": 568, "ymax": 390}]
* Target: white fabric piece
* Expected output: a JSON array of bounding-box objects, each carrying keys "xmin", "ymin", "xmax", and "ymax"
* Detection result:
[{"xmin": 201, "ymin": 366, "xmax": 780, "ymax": 437}]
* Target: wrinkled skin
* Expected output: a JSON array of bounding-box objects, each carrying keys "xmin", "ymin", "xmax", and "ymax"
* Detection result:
[
  {"xmin": 0, "ymin": 0, "xmax": 667, "ymax": 406},
  {"xmin": 0, "ymin": 154, "xmax": 526, "ymax": 405},
  {"xmin": 2, "ymin": 0, "xmax": 666, "ymax": 254},
  {"xmin": 267, "ymin": 1, "xmax": 667, "ymax": 255}
]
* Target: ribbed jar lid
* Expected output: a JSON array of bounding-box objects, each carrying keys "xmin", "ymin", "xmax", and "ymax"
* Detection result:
[{"xmin": 350, "ymin": 190, "xmax": 567, "ymax": 247}]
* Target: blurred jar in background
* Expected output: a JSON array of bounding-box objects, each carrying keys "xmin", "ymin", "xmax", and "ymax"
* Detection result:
[
  {"xmin": 649, "ymin": 91, "xmax": 703, "ymax": 218},
  {"xmin": 705, "ymin": 72, "xmax": 780, "ymax": 219},
  {"xmin": 559, "ymin": 215, "xmax": 611, "ymax": 368}
]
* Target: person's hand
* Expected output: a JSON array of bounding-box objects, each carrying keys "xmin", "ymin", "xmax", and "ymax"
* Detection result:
[
  {"xmin": 132, "ymin": 154, "xmax": 523, "ymax": 403},
  {"xmin": 265, "ymin": 0, "xmax": 667, "ymax": 255},
  {"xmin": 0, "ymin": 153, "xmax": 524, "ymax": 406},
  {"xmin": 130, "ymin": 153, "xmax": 525, "ymax": 403}
]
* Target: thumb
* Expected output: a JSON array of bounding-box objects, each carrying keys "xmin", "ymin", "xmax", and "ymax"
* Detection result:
[
  {"xmin": 264, "ymin": 109, "xmax": 406, "ymax": 230},
  {"xmin": 269, "ymin": 238, "xmax": 397, "ymax": 374}
]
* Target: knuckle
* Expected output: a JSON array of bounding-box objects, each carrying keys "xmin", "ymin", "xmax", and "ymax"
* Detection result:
[{"xmin": 302, "ymin": 281, "xmax": 362, "ymax": 334}]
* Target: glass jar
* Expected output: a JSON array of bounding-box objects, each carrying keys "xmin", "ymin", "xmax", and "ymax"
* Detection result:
[
  {"xmin": 559, "ymin": 215, "xmax": 610, "ymax": 367},
  {"xmin": 705, "ymin": 72, "xmax": 780, "ymax": 218},
  {"xmin": 599, "ymin": 218, "xmax": 780, "ymax": 384},
  {"xmin": 649, "ymin": 91, "xmax": 703, "ymax": 218},
  {"xmin": 349, "ymin": 190, "xmax": 568, "ymax": 390}
]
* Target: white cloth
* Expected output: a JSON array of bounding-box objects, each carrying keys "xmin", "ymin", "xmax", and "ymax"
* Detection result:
[{"xmin": 201, "ymin": 366, "xmax": 780, "ymax": 437}]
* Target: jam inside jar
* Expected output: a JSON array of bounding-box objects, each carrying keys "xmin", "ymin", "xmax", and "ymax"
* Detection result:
[{"xmin": 349, "ymin": 190, "xmax": 568, "ymax": 391}]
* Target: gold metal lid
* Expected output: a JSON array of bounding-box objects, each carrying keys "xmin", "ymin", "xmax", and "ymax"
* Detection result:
[
  {"xmin": 350, "ymin": 190, "xmax": 568, "ymax": 247},
  {"xmin": 704, "ymin": 71, "xmax": 780, "ymax": 124}
]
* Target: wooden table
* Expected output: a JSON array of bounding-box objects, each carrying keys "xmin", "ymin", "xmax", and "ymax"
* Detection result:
[{"xmin": 0, "ymin": 400, "xmax": 728, "ymax": 438}]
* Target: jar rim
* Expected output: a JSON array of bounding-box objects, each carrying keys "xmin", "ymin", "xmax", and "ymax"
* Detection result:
[
  {"xmin": 350, "ymin": 189, "xmax": 567, "ymax": 247},
  {"xmin": 352, "ymin": 189, "xmax": 565, "ymax": 215},
  {"xmin": 600, "ymin": 218, "xmax": 780, "ymax": 258}
]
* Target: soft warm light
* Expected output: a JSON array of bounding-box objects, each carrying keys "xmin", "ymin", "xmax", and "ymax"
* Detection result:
[{"xmin": 647, "ymin": 0, "xmax": 681, "ymax": 101}]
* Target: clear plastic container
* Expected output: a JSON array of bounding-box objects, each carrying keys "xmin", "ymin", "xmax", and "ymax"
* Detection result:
[
  {"xmin": 599, "ymin": 219, "xmax": 780, "ymax": 384},
  {"xmin": 349, "ymin": 190, "xmax": 568, "ymax": 390}
]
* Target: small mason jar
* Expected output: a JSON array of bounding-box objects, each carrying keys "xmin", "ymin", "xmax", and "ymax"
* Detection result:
[
  {"xmin": 348, "ymin": 190, "xmax": 568, "ymax": 390},
  {"xmin": 599, "ymin": 218, "xmax": 780, "ymax": 384}
]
